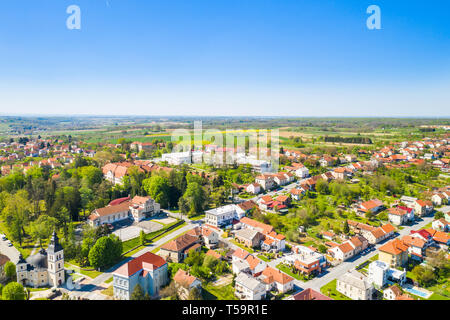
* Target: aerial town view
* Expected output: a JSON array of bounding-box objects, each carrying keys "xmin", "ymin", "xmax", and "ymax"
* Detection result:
[{"xmin": 0, "ymin": 0, "xmax": 449, "ymax": 312}]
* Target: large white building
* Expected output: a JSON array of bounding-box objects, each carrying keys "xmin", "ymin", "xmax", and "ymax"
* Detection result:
[
  {"xmin": 160, "ymin": 150, "xmax": 203, "ymax": 165},
  {"xmin": 204, "ymin": 204, "xmax": 246, "ymax": 227},
  {"xmin": 88, "ymin": 196, "xmax": 160, "ymax": 227}
]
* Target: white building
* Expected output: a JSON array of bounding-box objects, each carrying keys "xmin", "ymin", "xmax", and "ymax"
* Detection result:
[
  {"xmin": 368, "ymin": 260, "xmax": 406, "ymax": 288},
  {"xmin": 295, "ymin": 166, "xmax": 309, "ymax": 179},
  {"xmin": 234, "ymin": 273, "xmax": 266, "ymax": 300},
  {"xmin": 204, "ymin": 204, "xmax": 244, "ymax": 227},
  {"xmin": 161, "ymin": 151, "xmax": 192, "ymax": 165},
  {"xmin": 336, "ymin": 270, "xmax": 373, "ymax": 300}
]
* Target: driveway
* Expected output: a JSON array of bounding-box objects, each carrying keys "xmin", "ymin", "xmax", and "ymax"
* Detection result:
[{"xmin": 0, "ymin": 236, "xmax": 21, "ymax": 264}]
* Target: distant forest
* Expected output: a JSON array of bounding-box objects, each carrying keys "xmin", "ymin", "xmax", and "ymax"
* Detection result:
[{"xmin": 323, "ymin": 136, "xmax": 373, "ymax": 144}]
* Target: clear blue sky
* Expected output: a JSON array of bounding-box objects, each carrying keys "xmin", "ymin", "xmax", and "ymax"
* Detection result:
[{"xmin": 0, "ymin": 0, "xmax": 449, "ymax": 117}]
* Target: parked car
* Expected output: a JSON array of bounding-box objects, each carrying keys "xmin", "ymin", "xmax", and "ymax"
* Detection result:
[
  {"xmin": 0, "ymin": 234, "xmax": 6, "ymax": 241},
  {"xmin": 6, "ymin": 240, "xmax": 13, "ymax": 247}
]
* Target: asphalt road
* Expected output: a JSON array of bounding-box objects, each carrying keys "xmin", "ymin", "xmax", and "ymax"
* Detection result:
[{"xmin": 0, "ymin": 235, "xmax": 21, "ymax": 264}]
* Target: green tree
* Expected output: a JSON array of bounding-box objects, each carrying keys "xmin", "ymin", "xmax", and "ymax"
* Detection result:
[
  {"xmin": 188, "ymin": 286, "xmax": 203, "ymax": 300},
  {"xmin": 1, "ymin": 282, "xmax": 26, "ymax": 300},
  {"xmin": 181, "ymin": 182, "xmax": 207, "ymax": 216},
  {"xmin": 343, "ymin": 220, "xmax": 350, "ymax": 234},
  {"xmin": 143, "ymin": 175, "xmax": 170, "ymax": 208},
  {"xmin": 4, "ymin": 261, "xmax": 16, "ymax": 281},
  {"xmin": 140, "ymin": 230, "xmax": 146, "ymax": 246},
  {"xmin": 29, "ymin": 215, "xmax": 58, "ymax": 247},
  {"xmin": 130, "ymin": 284, "xmax": 145, "ymax": 300},
  {"xmin": 88, "ymin": 234, "xmax": 123, "ymax": 270}
]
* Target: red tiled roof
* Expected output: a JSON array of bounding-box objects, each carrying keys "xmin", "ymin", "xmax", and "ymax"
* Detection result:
[
  {"xmin": 379, "ymin": 239, "xmax": 409, "ymax": 255},
  {"xmin": 114, "ymin": 252, "xmax": 166, "ymax": 277}
]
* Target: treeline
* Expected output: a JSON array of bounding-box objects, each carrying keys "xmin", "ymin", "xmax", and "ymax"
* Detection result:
[{"xmin": 323, "ymin": 136, "xmax": 372, "ymax": 144}]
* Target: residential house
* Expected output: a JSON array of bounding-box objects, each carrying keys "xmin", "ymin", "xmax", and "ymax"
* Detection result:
[
  {"xmin": 173, "ymin": 269, "xmax": 202, "ymax": 300},
  {"xmin": 255, "ymin": 174, "xmax": 275, "ymax": 191},
  {"xmin": 387, "ymin": 207, "xmax": 414, "ymax": 226},
  {"xmin": 158, "ymin": 234, "xmax": 201, "ymax": 263},
  {"xmin": 368, "ymin": 260, "xmax": 406, "ymax": 288},
  {"xmin": 113, "ymin": 252, "xmax": 168, "ymax": 300},
  {"xmin": 336, "ymin": 270, "xmax": 373, "ymax": 300},
  {"xmin": 290, "ymin": 188, "xmax": 304, "ymax": 201},
  {"xmin": 234, "ymin": 228, "xmax": 265, "ymax": 248},
  {"xmin": 358, "ymin": 199, "xmax": 384, "ymax": 216},
  {"xmin": 246, "ymin": 183, "xmax": 261, "ymax": 194},
  {"xmin": 432, "ymin": 218, "xmax": 450, "ymax": 232},
  {"xmin": 286, "ymin": 245, "xmax": 327, "ymax": 275},
  {"xmin": 432, "ymin": 231, "xmax": 450, "ymax": 247},
  {"xmin": 288, "ymin": 288, "xmax": 333, "ymax": 300},
  {"xmin": 329, "ymin": 242, "xmax": 354, "ymax": 261},
  {"xmin": 401, "ymin": 235, "xmax": 426, "ymax": 260},
  {"xmin": 399, "ymin": 196, "xmax": 418, "ymax": 208},
  {"xmin": 414, "ymin": 200, "xmax": 433, "ymax": 217},
  {"xmin": 383, "ymin": 285, "xmax": 403, "ymax": 300},
  {"xmin": 234, "ymin": 273, "xmax": 266, "ymax": 300},
  {"xmin": 321, "ymin": 231, "xmax": 335, "ymax": 241},
  {"xmin": 378, "ymin": 239, "xmax": 409, "ymax": 267},
  {"xmin": 294, "ymin": 166, "xmax": 309, "ymax": 179},
  {"xmin": 258, "ymin": 266, "xmax": 294, "ymax": 294}
]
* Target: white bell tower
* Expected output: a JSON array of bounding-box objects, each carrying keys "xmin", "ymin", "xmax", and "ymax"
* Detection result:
[{"xmin": 47, "ymin": 231, "xmax": 65, "ymax": 287}]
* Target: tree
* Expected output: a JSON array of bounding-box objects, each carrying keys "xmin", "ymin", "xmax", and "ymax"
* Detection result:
[
  {"xmin": 79, "ymin": 166, "xmax": 103, "ymax": 187},
  {"xmin": 434, "ymin": 211, "xmax": 444, "ymax": 220},
  {"xmin": 29, "ymin": 215, "xmax": 58, "ymax": 247},
  {"xmin": 411, "ymin": 265, "xmax": 435, "ymax": 287},
  {"xmin": 88, "ymin": 234, "xmax": 123, "ymax": 270},
  {"xmin": 143, "ymin": 176, "xmax": 170, "ymax": 208},
  {"xmin": 318, "ymin": 244, "xmax": 327, "ymax": 254},
  {"xmin": 1, "ymin": 190, "xmax": 32, "ymax": 246},
  {"xmin": 1, "ymin": 282, "xmax": 26, "ymax": 300},
  {"xmin": 181, "ymin": 182, "xmax": 207, "ymax": 216},
  {"xmin": 130, "ymin": 284, "xmax": 145, "ymax": 300},
  {"xmin": 343, "ymin": 220, "xmax": 350, "ymax": 234},
  {"xmin": 4, "ymin": 261, "xmax": 16, "ymax": 281},
  {"xmin": 140, "ymin": 230, "xmax": 146, "ymax": 246},
  {"xmin": 316, "ymin": 180, "xmax": 329, "ymax": 195},
  {"xmin": 160, "ymin": 281, "xmax": 178, "ymax": 300},
  {"xmin": 188, "ymin": 286, "xmax": 203, "ymax": 300}
]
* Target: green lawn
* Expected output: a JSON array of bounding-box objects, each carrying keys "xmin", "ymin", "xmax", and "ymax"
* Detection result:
[
  {"xmin": 101, "ymin": 285, "xmax": 114, "ymax": 297},
  {"xmin": 104, "ymin": 277, "xmax": 113, "ymax": 284},
  {"xmin": 202, "ymin": 283, "xmax": 238, "ymax": 300},
  {"xmin": 230, "ymin": 239, "xmax": 255, "ymax": 254},
  {"xmin": 320, "ymin": 279, "xmax": 352, "ymax": 300},
  {"xmin": 190, "ymin": 214, "xmax": 205, "ymax": 221},
  {"xmin": 64, "ymin": 262, "xmax": 103, "ymax": 279},
  {"xmin": 276, "ymin": 263, "xmax": 310, "ymax": 281}
]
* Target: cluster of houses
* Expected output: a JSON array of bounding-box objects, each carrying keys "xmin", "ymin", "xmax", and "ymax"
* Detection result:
[
  {"xmin": 232, "ymin": 248, "xmax": 294, "ymax": 300},
  {"xmin": 327, "ymin": 221, "xmax": 395, "ymax": 262},
  {"xmin": 373, "ymin": 136, "xmax": 450, "ymax": 172}
]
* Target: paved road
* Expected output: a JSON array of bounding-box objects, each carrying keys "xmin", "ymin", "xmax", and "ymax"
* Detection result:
[{"xmin": 0, "ymin": 235, "xmax": 21, "ymax": 264}]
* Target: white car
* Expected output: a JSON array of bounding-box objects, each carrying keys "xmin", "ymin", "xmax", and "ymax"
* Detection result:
[
  {"xmin": 6, "ymin": 240, "xmax": 12, "ymax": 247},
  {"xmin": 1, "ymin": 234, "xmax": 6, "ymax": 241}
]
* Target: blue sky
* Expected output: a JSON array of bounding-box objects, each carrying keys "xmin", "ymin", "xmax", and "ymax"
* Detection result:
[{"xmin": 0, "ymin": 0, "xmax": 449, "ymax": 117}]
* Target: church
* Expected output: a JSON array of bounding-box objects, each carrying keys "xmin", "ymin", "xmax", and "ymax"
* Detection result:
[{"xmin": 16, "ymin": 231, "xmax": 65, "ymax": 288}]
